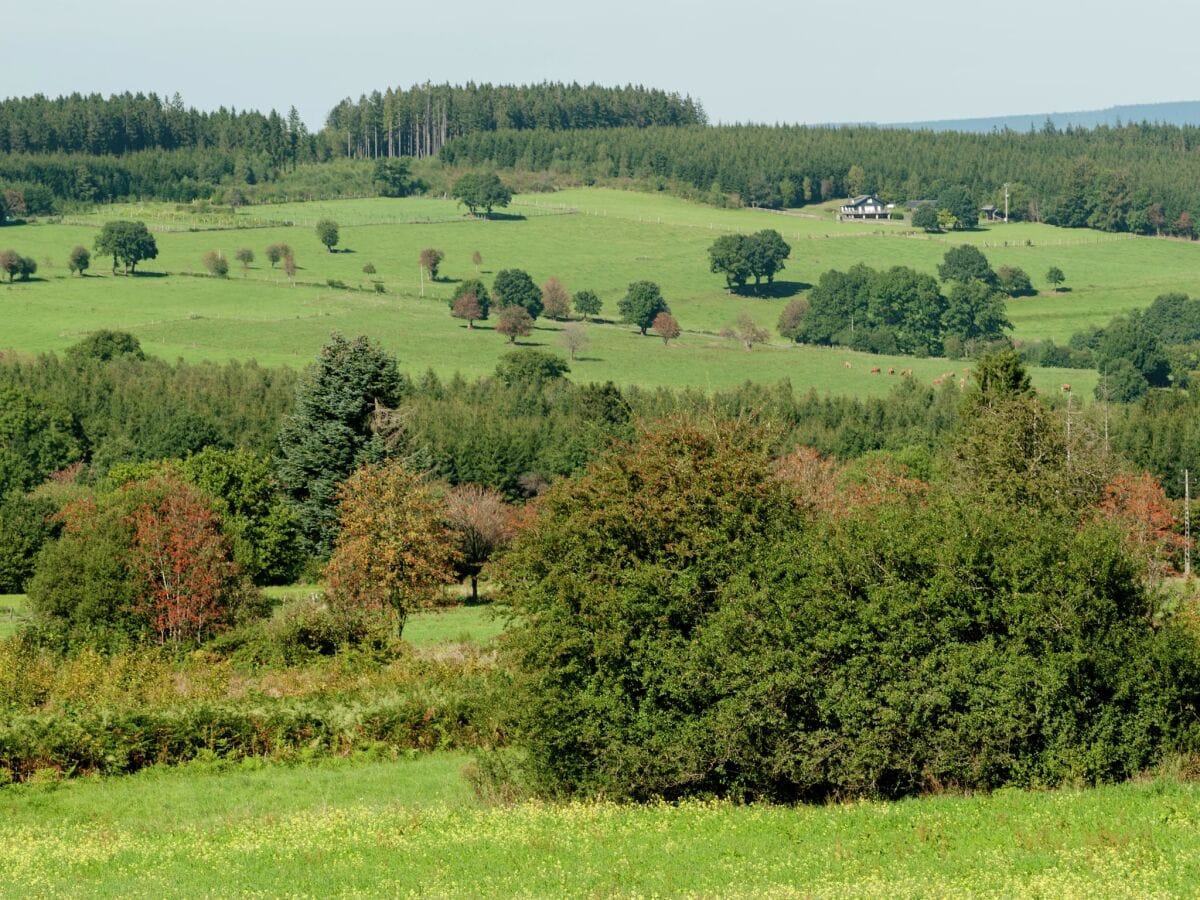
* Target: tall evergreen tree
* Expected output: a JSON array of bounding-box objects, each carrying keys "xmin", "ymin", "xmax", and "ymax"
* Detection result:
[{"xmin": 275, "ymin": 333, "xmax": 406, "ymax": 556}]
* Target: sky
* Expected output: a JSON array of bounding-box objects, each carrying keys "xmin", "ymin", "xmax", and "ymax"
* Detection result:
[{"xmin": 7, "ymin": 0, "xmax": 1199, "ymax": 129}]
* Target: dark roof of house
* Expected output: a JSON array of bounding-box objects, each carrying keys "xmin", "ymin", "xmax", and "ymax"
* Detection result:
[{"xmin": 844, "ymin": 195, "xmax": 881, "ymax": 207}]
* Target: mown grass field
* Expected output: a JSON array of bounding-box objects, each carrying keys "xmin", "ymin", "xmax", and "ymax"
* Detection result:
[
  {"xmin": 1, "ymin": 751, "xmax": 1198, "ymax": 897},
  {"xmin": 8, "ymin": 187, "xmax": 1195, "ymax": 396}
]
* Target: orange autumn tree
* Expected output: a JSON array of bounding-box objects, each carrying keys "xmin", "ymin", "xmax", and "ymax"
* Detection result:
[
  {"xmin": 125, "ymin": 474, "xmax": 246, "ymax": 646},
  {"xmin": 1097, "ymin": 472, "xmax": 1187, "ymax": 576},
  {"xmin": 324, "ymin": 460, "xmax": 458, "ymax": 636}
]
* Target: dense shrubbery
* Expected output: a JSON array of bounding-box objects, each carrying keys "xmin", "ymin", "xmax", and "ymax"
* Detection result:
[{"xmin": 494, "ymin": 375, "xmax": 1200, "ymax": 801}]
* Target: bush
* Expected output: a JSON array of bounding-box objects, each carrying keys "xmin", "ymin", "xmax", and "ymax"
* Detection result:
[{"xmin": 497, "ymin": 419, "xmax": 1200, "ymax": 801}]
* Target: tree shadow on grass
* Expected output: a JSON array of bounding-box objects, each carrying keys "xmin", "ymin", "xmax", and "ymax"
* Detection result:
[
  {"xmin": 129, "ymin": 271, "xmax": 168, "ymax": 278},
  {"xmin": 729, "ymin": 280, "xmax": 810, "ymax": 299},
  {"xmin": 477, "ymin": 212, "xmax": 527, "ymax": 222}
]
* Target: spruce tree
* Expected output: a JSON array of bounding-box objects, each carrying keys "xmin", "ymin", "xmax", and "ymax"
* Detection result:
[{"xmin": 275, "ymin": 333, "xmax": 406, "ymax": 556}]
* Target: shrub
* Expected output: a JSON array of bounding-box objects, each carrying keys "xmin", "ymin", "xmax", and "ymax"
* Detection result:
[
  {"xmin": 202, "ymin": 251, "xmax": 229, "ymax": 278},
  {"xmin": 497, "ymin": 419, "xmax": 1200, "ymax": 801}
]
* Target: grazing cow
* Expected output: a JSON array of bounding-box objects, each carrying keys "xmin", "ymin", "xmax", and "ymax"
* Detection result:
[
  {"xmin": 888, "ymin": 367, "xmax": 895, "ymax": 375},
  {"xmin": 843, "ymin": 361, "xmax": 852, "ymax": 368},
  {"xmin": 1061, "ymin": 383, "xmax": 1071, "ymax": 392},
  {"xmin": 870, "ymin": 366, "xmax": 881, "ymax": 374},
  {"xmin": 932, "ymin": 377, "xmax": 943, "ymax": 386}
]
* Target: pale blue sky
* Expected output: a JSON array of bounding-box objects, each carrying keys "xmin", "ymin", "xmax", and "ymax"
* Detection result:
[{"xmin": 8, "ymin": 0, "xmax": 1198, "ymax": 128}]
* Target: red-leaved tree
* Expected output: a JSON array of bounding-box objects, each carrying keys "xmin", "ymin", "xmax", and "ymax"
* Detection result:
[
  {"xmin": 125, "ymin": 476, "xmax": 244, "ymax": 646},
  {"xmin": 1096, "ymin": 472, "xmax": 1187, "ymax": 576}
]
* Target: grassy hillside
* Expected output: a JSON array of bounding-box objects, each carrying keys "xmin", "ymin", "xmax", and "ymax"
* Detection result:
[
  {"xmin": 4, "ymin": 187, "xmax": 1196, "ymax": 395},
  {"xmin": 1, "ymin": 752, "xmax": 1197, "ymax": 896}
]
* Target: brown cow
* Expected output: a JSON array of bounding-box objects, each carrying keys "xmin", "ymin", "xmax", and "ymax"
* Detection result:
[{"xmin": 870, "ymin": 366, "xmax": 881, "ymax": 374}]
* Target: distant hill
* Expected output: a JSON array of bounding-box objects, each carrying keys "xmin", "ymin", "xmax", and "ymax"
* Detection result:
[{"xmin": 882, "ymin": 101, "xmax": 1200, "ymax": 133}]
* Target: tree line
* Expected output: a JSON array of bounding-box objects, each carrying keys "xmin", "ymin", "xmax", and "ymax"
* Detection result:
[
  {"xmin": 324, "ymin": 82, "xmax": 706, "ymax": 160},
  {"xmin": 0, "ymin": 92, "xmax": 319, "ymax": 164},
  {"xmin": 439, "ymin": 121, "xmax": 1200, "ymax": 231}
]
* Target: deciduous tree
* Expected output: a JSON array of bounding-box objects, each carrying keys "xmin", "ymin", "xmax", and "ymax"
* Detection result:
[
  {"xmin": 324, "ymin": 460, "xmax": 457, "ymax": 636},
  {"xmin": 126, "ymin": 475, "xmax": 246, "ymax": 646},
  {"xmin": 722, "ymin": 313, "xmax": 770, "ymax": 350},
  {"xmin": 445, "ymin": 483, "xmax": 513, "ymax": 602},
  {"xmin": 94, "ymin": 221, "xmax": 158, "ymax": 274},
  {"xmin": 573, "ymin": 289, "xmax": 602, "ymax": 320},
  {"xmin": 452, "ymin": 172, "xmax": 512, "ymax": 217},
  {"xmin": 419, "ymin": 247, "xmax": 444, "ymax": 281},
  {"xmin": 651, "ymin": 311, "xmax": 681, "ymax": 345},
  {"xmin": 561, "ymin": 322, "xmax": 589, "ymax": 359},
  {"xmin": 202, "ymin": 251, "xmax": 229, "ymax": 277},
  {"xmin": 68, "ymin": 245, "xmax": 90, "ymax": 276},
  {"xmin": 495, "ymin": 306, "xmax": 534, "ymax": 343},
  {"xmin": 541, "ymin": 277, "xmax": 571, "ymax": 319},
  {"xmin": 618, "ymin": 280, "xmax": 668, "ymax": 335},
  {"xmin": 235, "ymin": 247, "xmax": 254, "ymax": 273},
  {"xmin": 316, "ymin": 219, "xmax": 339, "ymax": 252},
  {"xmin": 492, "ymin": 269, "xmax": 543, "ymax": 319}
]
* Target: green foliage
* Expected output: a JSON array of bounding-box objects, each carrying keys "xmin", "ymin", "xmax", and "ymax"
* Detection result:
[
  {"xmin": 490, "ymin": 269, "xmax": 542, "ymax": 319},
  {"xmin": 65, "ymin": 330, "xmax": 145, "ymax": 365},
  {"xmin": 572, "ymin": 289, "xmax": 602, "ymax": 320},
  {"xmin": 911, "ymin": 202, "xmax": 940, "ymax": 232},
  {"xmin": 316, "ymin": 218, "xmax": 339, "ymax": 252},
  {"xmin": 941, "ymin": 280, "xmax": 1012, "ymax": 345},
  {"xmin": 938, "ymin": 186, "xmax": 978, "ymax": 229},
  {"xmin": 0, "ymin": 386, "xmax": 82, "ymax": 498},
  {"xmin": 996, "ymin": 265, "xmax": 1035, "ymax": 297},
  {"xmin": 1141, "ymin": 292, "xmax": 1200, "ymax": 344},
  {"xmin": 0, "ymin": 688, "xmax": 501, "ymax": 784},
  {"xmin": 373, "ymin": 157, "xmax": 413, "ymax": 197},
  {"xmin": 27, "ymin": 474, "xmax": 252, "ymax": 648},
  {"xmin": 451, "ymin": 172, "xmax": 512, "ymax": 217},
  {"xmin": 275, "ymin": 333, "xmax": 407, "ymax": 556},
  {"xmin": 94, "ymin": 221, "xmax": 157, "ymax": 274},
  {"xmin": 0, "ymin": 493, "xmax": 58, "ymax": 592},
  {"xmin": 618, "ymin": 280, "xmax": 669, "ymax": 334},
  {"xmin": 178, "ymin": 448, "xmax": 303, "ymax": 586},
  {"xmin": 494, "ymin": 349, "xmax": 570, "ymax": 387},
  {"xmin": 499, "ymin": 418, "xmax": 1200, "ymax": 801},
  {"xmin": 1046, "ymin": 265, "xmax": 1066, "ymax": 290},
  {"xmin": 707, "ymin": 230, "xmax": 791, "ymax": 292},
  {"xmin": 937, "ymin": 244, "xmax": 997, "ymax": 286},
  {"xmin": 1097, "ymin": 316, "xmax": 1172, "ymax": 388},
  {"xmin": 795, "ymin": 264, "xmax": 952, "ymax": 355}
]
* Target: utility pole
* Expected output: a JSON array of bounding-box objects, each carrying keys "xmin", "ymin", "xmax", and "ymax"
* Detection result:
[{"xmin": 1004, "ymin": 182, "xmax": 1010, "ymax": 223}]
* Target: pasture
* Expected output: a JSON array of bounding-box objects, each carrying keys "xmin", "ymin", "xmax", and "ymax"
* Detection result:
[
  {"xmin": 8, "ymin": 188, "xmax": 1196, "ymax": 396},
  {"xmin": 1, "ymin": 752, "xmax": 1197, "ymax": 896}
]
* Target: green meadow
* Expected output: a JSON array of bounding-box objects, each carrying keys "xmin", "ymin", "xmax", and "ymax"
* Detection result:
[
  {"xmin": 1, "ymin": 752, "xmax": 1197, "ymax": 897},
  {"xmin": 3, "ymin": 187, "xmax": 1197, "ymax": 395}
]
